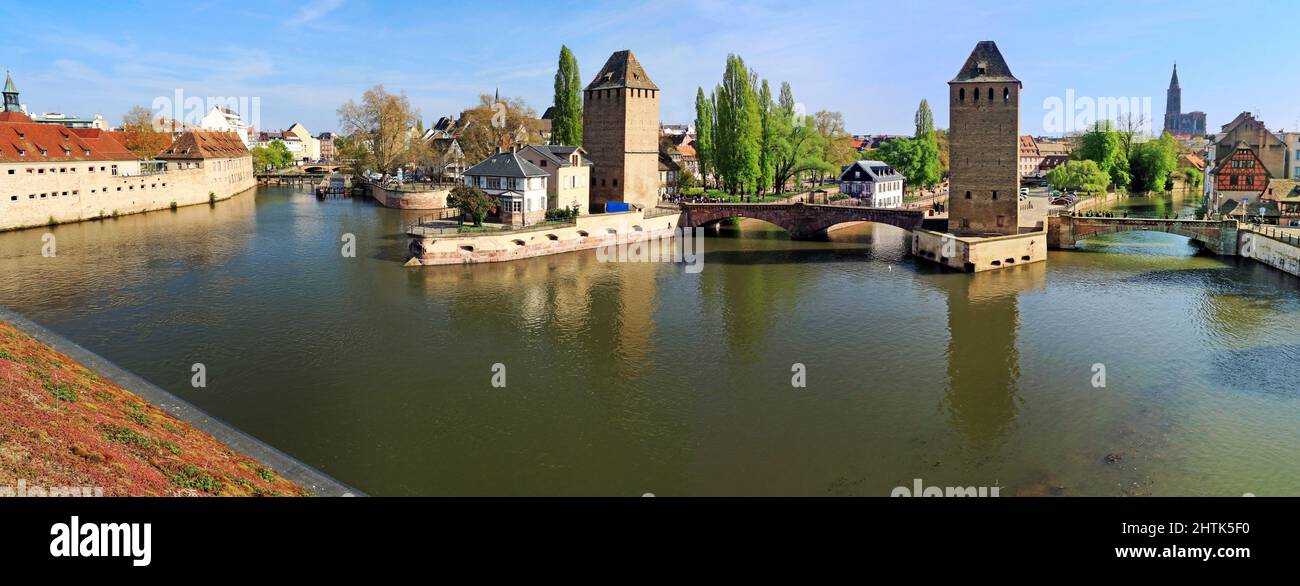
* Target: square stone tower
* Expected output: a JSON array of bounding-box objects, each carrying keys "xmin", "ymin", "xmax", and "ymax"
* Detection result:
[
  {"xmin": 582, "ymin": 50, "xmax": 661, "ymax": 211},
  {"xmin": 948, "ymin": 41, "xmax": 1021, "ymax": 236}
]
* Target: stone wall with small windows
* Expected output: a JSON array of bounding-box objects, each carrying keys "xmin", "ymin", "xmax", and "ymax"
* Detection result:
[{"xmin": 0, "ymin": 156, "xmax": 254, "ymax": 231}]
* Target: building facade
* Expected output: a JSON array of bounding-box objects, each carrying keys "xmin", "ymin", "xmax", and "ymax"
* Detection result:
[
  {"xmin": 517, "ymin": 144, "xmax": 591, "ymax": 213},
  {"xmin": 1284, "ymin": 132, "xmax": 1300, "ymax": 179},
  {"xmin": 948, "ymin": 41, "xmax": 1021, "ymax": 236},
  {"xmin": 582, "ymin": 50, "xmax": 661, "ymax": 212},
  {"xmin": 1163, "ymin": 64, "xmax": 1207, "ymax": 136},
  {"xmin": 1018, "ymin": 135, "xmax": 1042, "ymax": 177},
  {"xmin": 464, "ymin": 151, "xmax": 549, "ymax": 227},
  {"xmin": 199, "ymin": 106, "xmax": 252, "ymax": 149},
  {"xmin": 838, "ymin": 160, "xmax": 905, "ymax": 208},
  {"xmin": 1215, "ymin": 112, "xmax": 1287, "ymax": 179}
]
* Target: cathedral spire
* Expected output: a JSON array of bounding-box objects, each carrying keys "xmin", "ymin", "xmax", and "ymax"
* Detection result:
[{"xmin": 1169, "ymin": 63, "xmax": 1180, "ymax": 89}]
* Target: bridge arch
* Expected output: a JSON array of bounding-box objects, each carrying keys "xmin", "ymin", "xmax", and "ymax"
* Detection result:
[
  {"xmin": 1047, "ymin": 216, "xmax": 1238, "ymax": 255},
  {"xmin": 682, "ymin": 203, "xmax": 925, "ymax": 241}
]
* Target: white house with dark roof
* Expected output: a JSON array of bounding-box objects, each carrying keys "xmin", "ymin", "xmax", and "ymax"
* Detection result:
[
  {"xmin": 517, "ymin": 144, "xmax": 590, "ymax": 213},
  {"xmin": 839, "ymin": 160, "xmax": 905, "ymax": 208},
  {"xmin": 464, "ymin": 151, "xmax": 549, "ymax": 226}
]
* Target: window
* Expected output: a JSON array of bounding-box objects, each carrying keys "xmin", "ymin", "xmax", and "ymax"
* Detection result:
[
  {"xmin": 959, "ymin": 88, "xmax": 965, "ymax": 101},
  {"xmin": 987, "ymin": 88, "xmax": 993, "ymax": 100},
  {"xmin": 965, "ymin": 191, "xmax": 972, "ymax": 199},
  {"xmin": 111, "ymin": 165, "xmax": 118, "ymax": 176},
  {"xmin": 992, "ymin": 191, "xmax": 998, "ymax": 200},
  {"xmin": 6, "ymin": 170, "xmax": 11, "ymax": 175},
  {"xmin": 1003, "ymin": 88, "xmax": 1010, "ymax": 102}
]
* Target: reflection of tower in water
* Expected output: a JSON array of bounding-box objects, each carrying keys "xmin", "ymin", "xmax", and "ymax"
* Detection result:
[{"xmin": 940, "ymin": 263, "xmax": 1045, "ymax": 448}]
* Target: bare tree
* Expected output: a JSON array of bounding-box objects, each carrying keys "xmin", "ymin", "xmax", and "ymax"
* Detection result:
[{"xmin": 337, "ymin": 85, "xmax": 421, "ymax": 180}]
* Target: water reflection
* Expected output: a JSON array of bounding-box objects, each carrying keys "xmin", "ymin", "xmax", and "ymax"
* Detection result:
[{"xmin": 921, "ymin": 263, "xmax": 1046, "ymax": 450}]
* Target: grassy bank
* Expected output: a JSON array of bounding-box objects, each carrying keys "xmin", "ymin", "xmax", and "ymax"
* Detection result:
[{"xmin": 0, "ymin": 320, "xmax": 307, "ymax": 496}]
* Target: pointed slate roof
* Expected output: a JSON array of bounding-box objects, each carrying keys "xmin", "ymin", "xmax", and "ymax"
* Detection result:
[
  {"xmin": 585, "ymin": 50, "xmax": 658, "ymax": 92},
  {"xmin": 3, "ymin": 71, "xmax": 16, "ymax": 93},
  {"xmin": 1169, "ymin": 63, "xmax": 1180, "ymax": 89},
  {"xmin": 950, "ymin": 41, "xmax": 1019, "ymax": 84}
]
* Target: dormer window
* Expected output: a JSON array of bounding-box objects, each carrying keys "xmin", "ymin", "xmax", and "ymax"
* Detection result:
[
  {"xmin": 974, "ymin": 60, "xmax": 987, "ymax": 76},
  {"xmin": 39, "ymin": 149, "xmax": 47, "ymax": 156}
]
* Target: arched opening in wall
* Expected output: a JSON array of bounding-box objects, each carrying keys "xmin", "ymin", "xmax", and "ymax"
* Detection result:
[
  {"xmin": 959, "ymin": 88, "xmax": 965, "ymax": 101},
  {"xmin": 1021, "ymin": 255, "xmax": 1031, "ymax": 262},
  {"xmin": 511, "ymin": 239, "xmax": 526, "ymax": 247},
  {"xmin": 632, "ymin": 225, "xmax": 644, "ymax": 232},
  {"xmin": 991, "ymin": 260, "xmax": 1002, "ymax": 267},
  {"xmin": 987, "ymin": 88, "xmax": 993, "ymax": 100},
  {"xmin": 1074, "ymin": 230, "xmax": 1206, "ymax": 256},
  {"xmin": 577, "ymin": 230, "xmax": 589, "ymax": 238},
  {"xmin": 459, "ymin": 245, "xmax": 475, "ymax": 253},
  {"xmin": 606, "ymin": 228, "xmax": 618, "ymax": 235},
  {"xmin": 1003, "ymin": 88, "xmax": 1010, "ymax": 102},
  {"xmin": 1004, "ymin": 258, "xmax": 1016, "ymax": 264},
  {"xmin": 973, "ymin": 89, "xmax": 979, "ymax": 102},
  {"xmin": 546, "ymin": 234, "xmax": 559, "ymax": 241},
  {"xmin": 965, "ymin": 191, "xmax": 972, "ymax": 199}
]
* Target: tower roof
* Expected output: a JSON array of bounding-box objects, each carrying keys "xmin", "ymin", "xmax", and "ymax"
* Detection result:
[
  {"xmin": 1169, "ymin": 63, "xmax": 1180, "ymax": 89},
  {"xmin": 949, "ymin": 41, "xmax": 1019, "ymax": 84},
  {"xmin": 3, "ymin": 71, "xmax": 16, "ymax": 94},
  {"xmin": 585, "ymin": 50, "xmax": 658, "ymax": 92}
]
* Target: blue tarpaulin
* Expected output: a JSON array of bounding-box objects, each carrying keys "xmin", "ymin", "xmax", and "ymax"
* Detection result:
[{"xmin": 605, "ymin": 202, "xmax": 631, "ymax": 213}]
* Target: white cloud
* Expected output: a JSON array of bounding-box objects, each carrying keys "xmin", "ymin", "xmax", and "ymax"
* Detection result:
[{"xmin": 289, "ymin": 0, "xmax": 345, "ymax": 27}]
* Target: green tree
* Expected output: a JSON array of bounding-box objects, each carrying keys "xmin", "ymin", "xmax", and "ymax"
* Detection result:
[
  {"xmin": 1075, "ymin": 121, "xmax": 1129, "ymax": 190},
  {"xmin": 448, "ymin": 184, "xmax": 496, "ymax": 227},
  {"xmin": 875, "ymin": 136, "xmax": 942, "ymax": 191},
  {"xmin": 914, "ymin": 99, "xmax": 934, "ymax": 140},
  {"xmin": 772, "ymin": 114, "xmax": 834, "ymax": 192},
  {"xmin": 694, "ymin": 88, "xmax": 715, "ymax": 188},
  {"xmin": 757, "ymin": 79, "xmax": 776, "ymax": 195},
  {"xmin": 1129, "ymin": 133, "xmax": 1180, "ymax": 193},
  {"xmin": 551, "ymin": 45, "xmax": 583, "ymax": 146},
  {"xmin": 1047, "ymin": 160, "xmax": 1110, "ymax": 195},
  {"xmin": 814, "ymin": 110, "xmax": 855, "ymax": 182},
  {"xmin": 714, "ymin": 54, "xmax": 761, "ymax": 194},
  {"xmin": 1182, "ymin": 167, "xmax": 1203, "ymax": 192}
]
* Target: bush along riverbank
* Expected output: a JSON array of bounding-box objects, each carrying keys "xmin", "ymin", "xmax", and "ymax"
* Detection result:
[{"xmin": 0, "ymin": 319, "xmax": 308, "ymax": 496}]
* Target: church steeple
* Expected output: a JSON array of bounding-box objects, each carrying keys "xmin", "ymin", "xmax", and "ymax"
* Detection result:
[
  {"xmin": 1169, "ymin": 63, "xmax": 1180, "ymax": 89},
  {"xmin": 3, "ymin": 70, "xmax": 20, "ymax": 113}
]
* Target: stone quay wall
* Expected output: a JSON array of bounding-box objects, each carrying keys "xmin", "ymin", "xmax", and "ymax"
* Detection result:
[
  {"xmin": 0, "ymin": 156, "xmax": 255, "ymax": 231},
  {"xmin": 366, "ymin": 183, "xmax": 451, "ymax": 210},
  {"xmin": 1242, "ymin": 228, "xmax": 1300, "ymax": 278},
  {"xmin": 407, "ymin": 208, "xmax": 683, "ymax": 266}
]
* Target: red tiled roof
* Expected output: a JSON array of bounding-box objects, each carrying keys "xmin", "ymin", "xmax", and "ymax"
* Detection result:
[
  {"xmin": 157, "ymin": 131, "xmax": 249, "ymax": 160},
  {"xmin": 0, "ymin": 116, "xmax": 139, "ymax": 162}
]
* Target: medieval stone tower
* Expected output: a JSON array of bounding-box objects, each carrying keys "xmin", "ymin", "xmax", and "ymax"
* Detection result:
[
  {"xmin": 948, "ymin": 41, "xmax": 1021, "ymax": 237},
  {"xmin": 582, "ymin": 50, "xmax": 660, "ymax": 211}
]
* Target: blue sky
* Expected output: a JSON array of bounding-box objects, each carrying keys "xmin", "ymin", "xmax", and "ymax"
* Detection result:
[{"xmin": 0, "ymin": 0, "xmax": 1295, "ymax": 136}]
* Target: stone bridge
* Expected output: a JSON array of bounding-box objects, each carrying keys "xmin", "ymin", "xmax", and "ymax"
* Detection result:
[
  {"xmin": 681, "ymin": 202, "xmax": 926, "ymax": 240},
  {"xmin": 1048, "ymin": 215, "xmax": 1239, "ymax": 255},
  {"xmin": 300, "ymin": 162, "xmax": 350, "ymax": 174}
]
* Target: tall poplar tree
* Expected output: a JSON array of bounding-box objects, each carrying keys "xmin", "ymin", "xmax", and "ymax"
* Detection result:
[
  {"xmin": 758, "ymin": 79, "xmax": 776, "ymax": 195},
  {"xmin": 551, "ymin": 45, "xmax": 583, "ymax": 146},
  {"xmin": 694, "ymin": 87, "xmax": 715, "ymax": 189},
  {"xmin": 715, "ymin": 54, "xmax": 761, "ymax": 194}
]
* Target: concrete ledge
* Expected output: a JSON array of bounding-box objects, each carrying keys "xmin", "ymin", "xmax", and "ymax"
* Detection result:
[{"xmin": 0, "ymin": 305, "xmax": 362, "ymax": 497}]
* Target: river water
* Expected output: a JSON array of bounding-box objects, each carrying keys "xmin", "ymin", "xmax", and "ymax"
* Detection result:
[{"xmin": 1, "ymin": 186, "xmax": 1297, "ymax": 496}]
